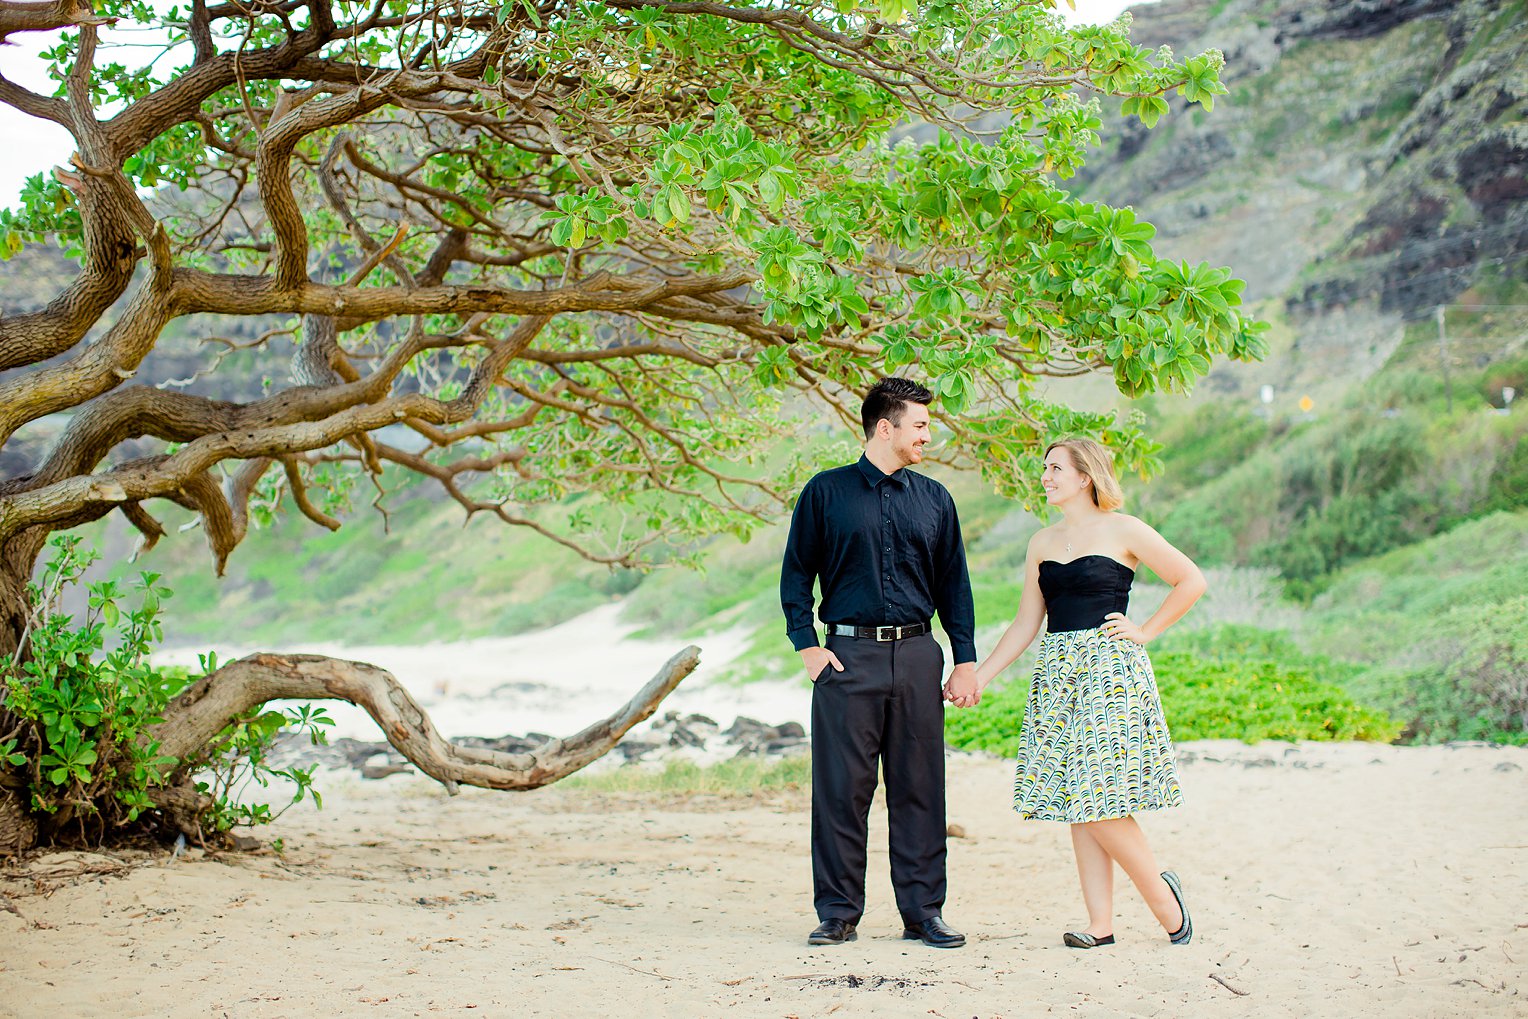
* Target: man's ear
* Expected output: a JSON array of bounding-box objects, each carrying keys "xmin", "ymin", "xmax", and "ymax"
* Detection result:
[{"xmin": 875, "ymin": 417, "xmax": 893, "ymax": 440}]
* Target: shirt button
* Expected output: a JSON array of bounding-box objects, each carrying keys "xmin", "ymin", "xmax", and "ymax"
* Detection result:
[{"xmin": 884, "ymin": 546, "xmax": 891, "ymax": 552}]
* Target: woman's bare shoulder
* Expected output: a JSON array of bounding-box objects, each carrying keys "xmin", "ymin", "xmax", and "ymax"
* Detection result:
[
  {"xmin": 1110, "ymin": 512, "xmax": 1157, "ymax": 536},
  {"xmin": 1025, "ymin": 524, "xmax": 1056, "ymax": 556}
]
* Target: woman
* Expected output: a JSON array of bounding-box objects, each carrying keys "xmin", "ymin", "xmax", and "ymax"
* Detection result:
[{"xmin": 944, "ymin": 438, "xmax": 1206, "ymax": 948}]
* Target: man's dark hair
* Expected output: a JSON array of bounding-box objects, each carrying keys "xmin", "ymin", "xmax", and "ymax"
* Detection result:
[{"xmin": 861, "ymin": 377, "xmax": 933, "ymax": 439}]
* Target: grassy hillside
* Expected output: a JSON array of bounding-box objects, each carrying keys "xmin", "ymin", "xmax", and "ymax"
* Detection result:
[{"xmin": 1303, "ymin": 512, "xmax": 1528, "ymax": 743}]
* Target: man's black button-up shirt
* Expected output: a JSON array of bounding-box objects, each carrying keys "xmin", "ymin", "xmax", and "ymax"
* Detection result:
[{"xmin": 780, "ymin": 454, "xmax": 976, "ymax": 663}]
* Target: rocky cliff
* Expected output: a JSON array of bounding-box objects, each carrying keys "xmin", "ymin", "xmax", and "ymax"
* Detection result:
[{"xmin": 1073, "ymin": 0, "xmax": 1526, "ymax": 393}]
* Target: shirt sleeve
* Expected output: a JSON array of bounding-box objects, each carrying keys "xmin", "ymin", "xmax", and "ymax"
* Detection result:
[
  {"xmin": 780, "ymin": 479, "xmax": 823, "ymax": 651},
  {"xmin": 934, "ymin": 490, "xmax": 977, "ymax": 663}
]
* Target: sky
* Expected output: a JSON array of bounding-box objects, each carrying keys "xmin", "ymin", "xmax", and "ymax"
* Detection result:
[{"xmin": 0, "ymin": 0, "xmax": 1153, "ymax": 210}]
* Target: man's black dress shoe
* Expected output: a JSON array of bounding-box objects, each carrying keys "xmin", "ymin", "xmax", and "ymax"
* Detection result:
[
  {"xmin": 808, "ymin": 918, "xmax": 857, "ymax": 945},
  {"xmin": 902, "ymin": 916, "xmax": 966, "ymax": 948}
]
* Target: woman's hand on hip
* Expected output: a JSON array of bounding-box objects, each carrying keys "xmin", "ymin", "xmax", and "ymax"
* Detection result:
[{"xmin": 1103, "ymin": 612, "xmax": 1148, "ymax": 645}]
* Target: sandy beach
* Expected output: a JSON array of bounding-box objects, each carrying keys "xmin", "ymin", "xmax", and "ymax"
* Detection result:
[{"xmin": 3, "ymin": 738, "xmax": 1525, "ymax": 1018}]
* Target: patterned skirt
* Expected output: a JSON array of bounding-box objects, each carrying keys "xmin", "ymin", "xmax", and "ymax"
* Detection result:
[{"xmin": 1013, "ymin": 627, "xmax": 1183, "ymax": 823}]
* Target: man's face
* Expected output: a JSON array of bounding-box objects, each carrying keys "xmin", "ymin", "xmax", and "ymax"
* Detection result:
[{"xmin": 888, "ymin": 402, "xmax": 931, "ymax": 467}]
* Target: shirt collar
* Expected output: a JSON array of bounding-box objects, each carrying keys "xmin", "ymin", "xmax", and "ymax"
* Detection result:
[{"xmin": 856, "ymin": 453, "xmax": 908, "ymax": 488}]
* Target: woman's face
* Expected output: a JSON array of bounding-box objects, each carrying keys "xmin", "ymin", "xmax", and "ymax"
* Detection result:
[{"xmin": 1041, "ymin": 449, "xmax": 1091, "ymax": 506}]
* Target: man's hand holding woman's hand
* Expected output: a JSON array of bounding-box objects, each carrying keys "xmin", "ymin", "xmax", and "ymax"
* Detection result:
[
  {"xmin": 943, "ymin": 662, "xmax": 983, "ymax": 708},
  {"xmin": 801, "ymin": 645, "xmax": 845, "ymax": 682}
]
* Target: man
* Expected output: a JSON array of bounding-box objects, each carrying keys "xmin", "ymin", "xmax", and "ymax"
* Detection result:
[{"xmin": 780, "ymin": 377, "xmax": 978, "ymax": 949}]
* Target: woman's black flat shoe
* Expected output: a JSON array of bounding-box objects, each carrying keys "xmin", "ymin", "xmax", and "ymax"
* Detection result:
[
  {"xmin": 1063, "ymin": 932, "xmax": 1115, "ymax": 948},
  {"xmin": 1161, "ymin": 870, "xmax": 1192, "ymax": 945}
]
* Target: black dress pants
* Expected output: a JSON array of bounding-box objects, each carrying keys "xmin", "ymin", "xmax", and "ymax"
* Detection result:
[{"xmin": 810, "ymin": 631, "xmax": 946, "ymax": 927}]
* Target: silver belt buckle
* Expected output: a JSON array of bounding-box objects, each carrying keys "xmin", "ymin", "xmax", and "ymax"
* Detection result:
[{"xmin": 877, "ymin": 625, "xmax": 896, "ymax": 641}]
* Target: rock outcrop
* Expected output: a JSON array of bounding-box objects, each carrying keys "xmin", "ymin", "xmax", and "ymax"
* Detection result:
[{"xmin": 1076, "ymin": 0, "xmax": 1525, "ymax": 392}]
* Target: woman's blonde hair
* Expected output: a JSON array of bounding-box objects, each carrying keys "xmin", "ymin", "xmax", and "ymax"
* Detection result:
[{"xmin": 1044, "ymin": 438, "xmax": 1124, "ymax": 511}]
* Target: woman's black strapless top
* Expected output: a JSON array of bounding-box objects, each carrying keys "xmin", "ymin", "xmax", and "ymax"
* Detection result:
[{"xmin": 1039, "ymin": 555, "xmax": 1135, "ymax": 632}]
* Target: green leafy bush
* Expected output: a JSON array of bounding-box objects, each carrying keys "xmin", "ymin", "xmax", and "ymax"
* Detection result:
[
  {"xmin": 1258, "ymin": 417, "xmax": 1430, "ymax": 597},
  {"xmin": 1482, "ymin": 433, "xmax": 1528, "ymax": 515},
  {"xmin": 944, "ymin": 624, "xmax": 1402, "ymax": 753},
  {"xmin": 1346, "ymin": 596, "xmax": 1528, "ymax": 746},
  {"xmin": 0, "ymin": 535, "xmax": 332, "ymax": 844},
  {"xmin": 1152, "ymin": 652, "xmax": 1401, "ymax": 742},
  {"xmin": 1299, "ymin": 513, "xmax": 1528, "ymax": 744},
  {"xmin": 1, "ymin": 536, "xmax": 184, "ymax": 835}
]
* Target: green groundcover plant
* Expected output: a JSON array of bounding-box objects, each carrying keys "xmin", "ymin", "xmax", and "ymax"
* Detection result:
[
  {"xmin": 943, "ymin": 624, "xmax": 1403, "ymax": 755},
  {"xmin": 0, "ymin": 536, "xmax": 331, "ymax": 846}
]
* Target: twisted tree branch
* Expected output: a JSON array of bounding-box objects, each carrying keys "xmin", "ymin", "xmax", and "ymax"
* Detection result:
[{"xmin": 154, "ymin": 645, "xmax": 702, "ymax": 792}]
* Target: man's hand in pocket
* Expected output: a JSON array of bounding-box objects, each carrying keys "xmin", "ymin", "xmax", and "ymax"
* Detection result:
[{"xmin": 801, "ymin": 645, "xmax": 845, "ymax": 682}]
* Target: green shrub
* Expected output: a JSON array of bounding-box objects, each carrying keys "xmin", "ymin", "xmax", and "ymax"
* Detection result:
[
  {"xmin": 1483, "ymin": 433, "xmax": 1528, "ymax": 514},
  {"xmin": 1260, "ymin": 417, "xmax": 1432, "ymax": 597},
  {"xmin": 1263, "ymin": 488, "xmax": 1430, "ymax": 599},
  {"xmin": 0, "ymin": 535, "xmax": 331, "ymax": 845},
  {"xmin": 943, "ymin": 625, "xmax": 1402, "ymax": 753},
  {"xmin": 1346, "ymin": 596, "xmax": 1528, "ymax": 745},
  {"xmin": 1, "ymin": 558, "xmax": 181, "ymax": 834},
  {"xmin": 1146, "ymin": 402, "xmax": 1275, "ymax": 496},
  {"xmin": 1298, "ymin": 513, "xmax": 1528, "ymax": 743},
  {"xmin": 1152, "ymin": 653, "xmax": 1402, "ymax": 742}
]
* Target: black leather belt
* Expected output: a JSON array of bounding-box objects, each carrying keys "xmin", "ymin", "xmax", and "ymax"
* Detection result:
[{"xmin": 827, "ymin": 622, "xmax": 930, "ymax": 641}]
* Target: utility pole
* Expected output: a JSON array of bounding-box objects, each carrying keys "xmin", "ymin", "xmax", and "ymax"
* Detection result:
[{"xmin": 1436, "ymin": 304, "xmax": 1452, "ymax": 413}]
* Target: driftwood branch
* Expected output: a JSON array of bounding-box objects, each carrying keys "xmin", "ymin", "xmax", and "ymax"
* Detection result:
[{"xmin": 153, "ymin": 646, "xmax": 702, "ymax": 793}]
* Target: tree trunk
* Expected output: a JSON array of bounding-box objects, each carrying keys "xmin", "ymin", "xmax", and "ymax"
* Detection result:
[{"xmin": 0, "ymin": 533, "xmax": 43, "ymax": 856}]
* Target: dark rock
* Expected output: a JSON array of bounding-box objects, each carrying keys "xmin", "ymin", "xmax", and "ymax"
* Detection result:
[
  {"xmin": 618, "ymin": 739, "xmax": 663, "ymax": 762},
  {"xmin": 361, "ymin": 762, "xmax": 415, "ymax": 780},
  {"xmin": 1273, "ymin": 0, "xmax": 1458, "ymax": 44},
  {"xmin": 334, "ymin": 737, "xmax": 387, "ymax": 766},
  {"xmin": 724, "ymin": 716, "xmax": 769, "ymax": 738},
  {"xmin": 667, "ymin": 725, "xmax": 706, "ymax": 749},
  {"xmin": 456, "ymin": 734, "xmax": 541, "ymax": 754}
]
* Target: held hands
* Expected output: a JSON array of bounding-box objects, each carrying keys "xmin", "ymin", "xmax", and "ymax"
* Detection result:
[
  {"xmin": 1103, "ymin": 611, "xmax": 1149, "ymax": 644},
  {"xmin": 801, "ymin": 645, "xmax": 844, "ymax": 682},
  {"xmin": 942, "ymin": 662, "xmax": 983, "ymax": 708}
]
